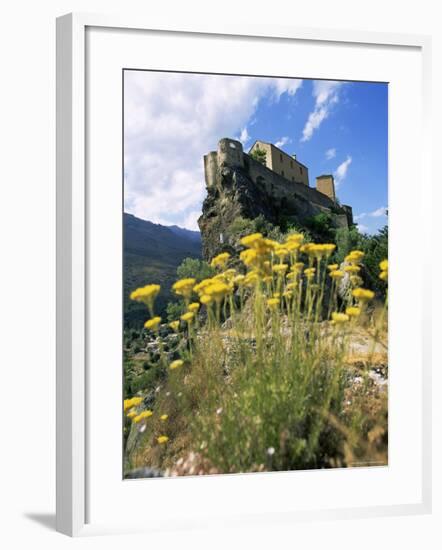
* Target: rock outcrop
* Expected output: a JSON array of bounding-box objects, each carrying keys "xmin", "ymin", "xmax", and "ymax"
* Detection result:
[{"xmin": 198, "ymin": 138, "xmax": 353, "ymax": 260}]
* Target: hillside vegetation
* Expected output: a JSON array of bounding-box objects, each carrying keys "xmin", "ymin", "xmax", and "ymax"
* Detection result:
[{"xmin": 123, "ymin": 227, "xmax": 388, "ymax": 476}]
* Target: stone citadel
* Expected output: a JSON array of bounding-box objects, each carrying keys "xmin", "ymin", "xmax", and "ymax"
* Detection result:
[{"xmin": 198, "ymin": 137, "xmax": 353, "ymax": 260}]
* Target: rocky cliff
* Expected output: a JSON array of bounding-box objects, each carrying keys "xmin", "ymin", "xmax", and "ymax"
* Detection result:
[{"xmin": 198, "ymin": 138, "xmax": 353, "ymax": 260}]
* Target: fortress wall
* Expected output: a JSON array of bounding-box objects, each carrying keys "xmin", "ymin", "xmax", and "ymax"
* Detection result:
[
  {"xmin": 217, "ymin": 138, "xmax": 244, "ymax": 168},
  {"xmin": 246, "ymin": 154, "xmax": 337, "ymax": 211},
  {"xmin": 204, "ymin": 151, "xmax": 218, "ymax": 188}
]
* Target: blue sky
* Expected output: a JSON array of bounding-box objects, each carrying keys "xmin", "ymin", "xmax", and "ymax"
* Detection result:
[{"xmin": 124, "ymin": 71, "xmax": 388, "ymax": 234}]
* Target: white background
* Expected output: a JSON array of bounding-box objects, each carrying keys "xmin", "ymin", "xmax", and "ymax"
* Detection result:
[{"xmin": 0, "ymin": 0, "xmax": 441, "ymax": 548}]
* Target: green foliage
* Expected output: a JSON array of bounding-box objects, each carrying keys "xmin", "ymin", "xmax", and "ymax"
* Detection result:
[
  {"xmin": 229, "ymin": 215, "xmax": 284, "ymax": 244},
  {"xmin": 334, "ymin": 226, "xmax": 365, "ymax": 264},
  {"xmin": 305, "ymin": 212, "xmax": 335, "ymax": 241},
  {"xmin": 335, "ymin": 225, "xmax": 388, "ymax": 295},
  {"xmin": 250, "ymin": 147, "xmax": 267, "ymax": 165},
  {"xmin": 176, "ymin": 257, "xmax": 215, "ymax": 281},
  {"xmin": 166, "ymin": 300, "xmax": 185, "ymax": 323}
]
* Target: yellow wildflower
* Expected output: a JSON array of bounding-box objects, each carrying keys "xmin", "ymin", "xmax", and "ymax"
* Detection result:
[
  {"xmin": 193, "ymin": 278, "xmax": 214, "ymax": 296},
  {"xmin": 304, "ymin": 267, "xmax": 316, "ymax": 279},
  {"xmin": 170, "ymin": 359, "xmax": 184, "ymax": 370},
  {"xmin": 211, "ymin": 252, "xmax": 230, "ymax": 269},
  {"xmin": 130, "ymin": 284, "xmax": 161, "ymax": 310},
  {"xmin": 346, "ymin": 306, "xmax": 361, "ymax": 317},
  {"xmin": 309, "ymin": 243, "xmax": 336, "ymax": 259},
  {"xmin": 240, "ymin": 233, "xmax": 263, "ymax": 248},
  {"xmin": 272, "ymin": 263, "xmax": 288, "ymax": 275},
  {"xmin": 379, "ymin": 259, "xmax": 388, "ymax": 282},
  {"xmin": 331, "ymin": 312, "xmax": 350, "ymax": 324},
  {"xmin": 344, "ymin": 265, "xmax": 361, "ymax": 273},
  {"xmin": 300, "ymin": 243, "xmax": 314, "ymax": 254},
  {"xmin": 144, "ymin": 316, "xmax": 161, "ymax": 330},
  {"xmin": 205, "ymin": 281, "xmax": 231, "ymax": 303},
  {"xmin": 127, "ymin": 411, "xmax": 137, "ymax": 419},
  {"xmin": 329, "ymin": 270, "xmax": 344, "ymax": 279},
  {"xmin": 233, "ymin": 274, "xmax": 245, "ymax": 286},
  {"xmin": 285, "ymin": 240, "xmax": 301, "ymax": 252},
  {"xmin": 327, "ymin": 264, "xmax": 339, "ymax": 271},
  {"xmin": 169, "ymin": 320, "xmax": 180, "ymax": 331},
  {"xmin": 283, "ymin": 290, "xmax": 293, "ymax": 299},
  {"xmin": 352, "ymin": 288, "xmax": 375, "ymax": 302},
  {"xmin": 160, "ymin": 414, "xmax": 168, "ymax": 421},
  {"xmin": 291, "ymin": 262, "xmax": 304, "ymax": 272},
  {"xmin": 133, "ymin": 410, "xmax": 153, "ymax": 423},
  {"xmin": 379, "ymin": 259, "xmax": 388, "ymax": 272},
  {"xmin": 157, "ymin": 435, "xmax": 169, "ymax": 444},
  {"xmin": 172, "ymin": 278, "xmax": 196, "ymax": 298},
  {"xmin": 188, "ymin": 302, "xmax": 200, "ymax": 312},
  {"xmin": 240, "ymin": 248, "xmax": 258, "ymax": 267},
  {"xmin": 345, "ymin": 250, "xmax": 365, "ymax": 264},
  {"xmin": 286, "ymin": 233, "xmax": 304, "ymax": 243},
  {"xmin": 200, "ymin": 294, "xmax": 213, "ymax": 305},
  {"xmin": 244, "ymin": 271, "xmax": 259, "ymax": 286},
  {"xmin": 267, "ymin": 298, "xmax": 280, "ymax": 309},
  {"xmin": 180, "ymin": 311, "xmax": 195, "ymax": 323},
  {"xmin": 274, "ymin": 247, "xmax": 288, "ymax": 260},
  {"xmin": 123, "ymin": 396, "xmax": 142, "ymax": 412}
]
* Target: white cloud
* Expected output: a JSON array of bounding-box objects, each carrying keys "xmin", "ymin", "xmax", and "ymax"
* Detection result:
[
  {"xmin": 271, "ymin": 78, "xmax": 303, "ymax": 101},
  {"xmin": 370, "ymin": 206, "xmax": 388, "ymax": 217},
  {"xmin": 275, "ymin": 136, "xmax": 290, "ymax": 149},
  {"xmin": 124, "ymin": 72, "xmax": 303, "ymax": 229},
  {"xmin": 357, "ymin": 224, "xmax": 369, "ymax": 234},
  {"xmin": 354, "ymin": 206, "xmax": 388, "ymax": 221},
  {"xmin": 301, "ymin": 81, "xmax": 343, "ymax": 142},
  {"xmin": 325, "ymin": 148, "xmax": 336, "ymax": 160},
  {"xmin": 334, "ymin": 155, "xmax": 352, "ymax": 187},
  {"xmin": 354, "ymin": 213, "xmax": 366, "ymax": 222},
  {"xmin": 238, "ymin": 127, "xmax": 250, "ymax": 146}
]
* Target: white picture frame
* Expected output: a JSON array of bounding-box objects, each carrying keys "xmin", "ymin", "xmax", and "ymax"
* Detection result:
[{"xmin": 56, "ymin": 13, "xmax": 432, "ymax": 537}]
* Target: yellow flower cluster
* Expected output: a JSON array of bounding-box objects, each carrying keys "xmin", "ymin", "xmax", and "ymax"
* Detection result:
[
  {"xmin": 181, "ymin": 311, "xmax": 195, "ymax": 323},
  {"xmin": 379, "ymin": 259, "xmax": 388, "ymax": 282},
  {"xmin": 157, "ymin": 435, "xmax": 169, "ymax": 444},
  {"xmin": 352, "ymin": 288, "xmax": 375, "ymax": 302},
  {"xmin": 144, "ymin": 316, "xmax": 161, "ymax": 330},
  {"xmin": 130, "ymin": 284, "xmax": 161, "ymax": 312},
  {"xmin": 170, "ymin": 359, "xmax": 184, "ymax": 370},
  {"xmin": 346, "ymin": 306, "xmax": 361, "ymax": 317},
  {"xmin": 172, "ymin": 278, "xmax": 196, "ymax": 299},
  {"xmin": 210, "ymin": 252, "xmax": 230, "ymax": 269},
  {"xmin": 133, "ymin": 409, "xmax": 153, "ymax": 423},
  {"xmin": 169, "ymin": 320, "xmax": 180, "ymax": 331},
  {"xmin": 331, "ymin": 312, "xmax": 349, "ymax": 324},
  {"xmin": 345, "ymin": 250, "xmax": 364, "ymax": 264},
  {"xmin": 124, "ymin": 396, "xmax": 143, "ymax": 412}
]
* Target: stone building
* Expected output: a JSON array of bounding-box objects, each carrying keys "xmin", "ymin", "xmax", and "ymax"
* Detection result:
[
  {"xmin": 249, "ymin": 140, "xmax": 309, "ymax": 186},
  {"xmin": 316, "ymin": 174, "xmax": 336, "ymax": 202},
  {"xmin": 199, "ymin": 137, "xmax": 353, "ymax": 260}
]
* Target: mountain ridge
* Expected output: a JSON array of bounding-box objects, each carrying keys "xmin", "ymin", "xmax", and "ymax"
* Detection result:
[{"xmin": 124, "ymin": 213, "xmax": 202, "ymax": 328}]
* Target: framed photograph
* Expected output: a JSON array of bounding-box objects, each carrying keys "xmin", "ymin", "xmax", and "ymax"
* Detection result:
[{"xmin": 56, "ymin": 13, "xmax": 432, "ymax": 536}]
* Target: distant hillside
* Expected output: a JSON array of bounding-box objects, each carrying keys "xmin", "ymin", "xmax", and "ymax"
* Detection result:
[{"xmin": 124, "ymin": 213, "xmax": 201, "ymax": 328}]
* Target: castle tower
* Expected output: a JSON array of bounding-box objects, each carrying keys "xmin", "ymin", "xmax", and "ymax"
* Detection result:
[{"xmin": 316, "ymin": 174, "xmax": 336, "ymax": 202}]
